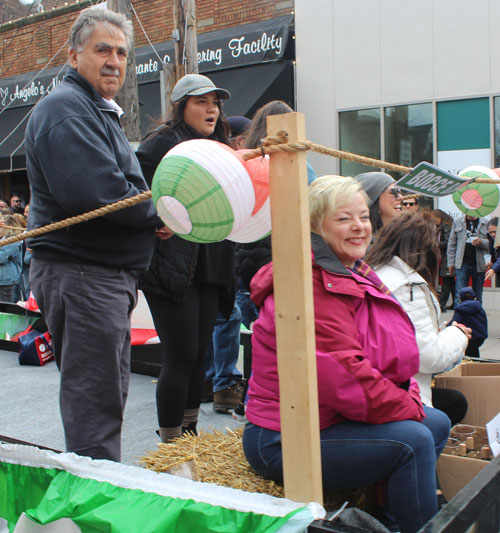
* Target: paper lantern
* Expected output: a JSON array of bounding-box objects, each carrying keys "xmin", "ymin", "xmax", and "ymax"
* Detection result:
[
  {"xmin": 228, "ymin": 196, "xmax": 271, "ymax": 243},
  {"xmin": 226, "ymin": 151, "xmax": 271, "ymax": 243},
  {"xmin": 152, "ymin": 139, "xmax": 272, "ymax": 244},
  {"xmin": 151, "ymin": 140, "xmax": 254, "ymax": 243},
  {"xmin": 237, "ymin": 150, "xmax": 270, "ymax": 214},
  {"xmin": 453, "ymin": 166, "xmax": 500, "ymax": 217}
]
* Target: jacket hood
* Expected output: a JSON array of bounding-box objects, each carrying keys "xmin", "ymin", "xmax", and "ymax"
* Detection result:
[
  {"xmin": 455, "ymin": 300, "xmax": 483, "ymax": 315},
  {"xmin": 250, "ymin": 232, "xmax": 351, "ymax": 306}
]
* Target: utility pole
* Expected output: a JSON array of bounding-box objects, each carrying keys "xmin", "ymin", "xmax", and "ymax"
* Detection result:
[
  {"xmin": 173, "ymin": 0, "xmax": 198, "ymax": 78},
  {"xmin": 161, "ymin": 0, "xmax": 198, "ymax": 119},
  {"xmin": 107, "ymin": 0, "xmax": 142, "ymax": 142}
]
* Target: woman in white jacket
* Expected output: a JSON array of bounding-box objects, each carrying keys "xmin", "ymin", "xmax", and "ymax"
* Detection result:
[{"xmin": 365, "ymin": 212, "xmax": 471, "ymax": 425}]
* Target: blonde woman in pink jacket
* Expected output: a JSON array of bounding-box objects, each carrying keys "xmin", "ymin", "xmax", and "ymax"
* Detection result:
[{"xmin": 243, "ymin": 176, "xmax": 451, "ymax": 533}]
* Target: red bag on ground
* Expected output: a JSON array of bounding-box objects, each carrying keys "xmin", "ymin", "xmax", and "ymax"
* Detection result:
[{"xmin": 18, "ymin": 330, "xmax": 54, "ymax": 366}]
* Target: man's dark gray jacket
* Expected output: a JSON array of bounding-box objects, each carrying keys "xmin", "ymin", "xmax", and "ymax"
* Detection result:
[{"xmin": 25, "ymin": 68, "xmax": 158, "ymax": 270}]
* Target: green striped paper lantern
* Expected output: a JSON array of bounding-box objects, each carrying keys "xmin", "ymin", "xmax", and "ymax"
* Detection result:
[
  {"xmin": 453, "ymin": 166, "xmax": 500, "ymax": 217},
  {"xmin": 152, "ymin": 140, "xmax": 255, "ymax": 243}
]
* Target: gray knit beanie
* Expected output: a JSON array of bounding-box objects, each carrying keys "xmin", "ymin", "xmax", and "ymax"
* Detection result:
[{"xmin": 354, "ymin": 172, "xmax": 395, "ymax": 207}]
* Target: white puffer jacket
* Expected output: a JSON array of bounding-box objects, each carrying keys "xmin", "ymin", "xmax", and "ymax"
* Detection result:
[{"xmin": 374, "ymin": 256, "xmax": 467, "ymax": 406}]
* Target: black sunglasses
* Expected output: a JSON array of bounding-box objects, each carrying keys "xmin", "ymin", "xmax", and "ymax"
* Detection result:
[
  {"xmin": 389, "ymin": 188, "xmax": 403, "ymax": 198},
  {"xmin": 401, "ymin": 201, "xmax": 416, "ymax": 206}
]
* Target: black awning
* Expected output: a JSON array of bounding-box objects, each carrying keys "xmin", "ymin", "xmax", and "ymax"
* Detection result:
[
  {"xmin": 0, "ymin": 105, "xmax": 32, "ymax": 172},
  {"xmin": 139, "ymin": 60, "xmax": 295, "ymax": 136},
  {"xmin": 1, "ymin": 60, "xmax": 294, "ymax": 171},
  {"xmin": 209, "ymin": 60, "xmax": 294, "ymax": 118}
]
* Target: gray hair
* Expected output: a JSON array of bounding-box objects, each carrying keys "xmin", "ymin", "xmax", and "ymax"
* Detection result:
[{"xmin": 69, "ymin": 7, "xmax": 133, "ymax": 52}]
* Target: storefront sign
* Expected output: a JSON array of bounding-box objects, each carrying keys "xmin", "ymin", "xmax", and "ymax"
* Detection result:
[
  {"xmin": 0, "ymin": 14, "xmax": 292, "ymax": 110},
  {"xmin": 397, "ymin": 162, "xmax": 471, "ymax": 197}
]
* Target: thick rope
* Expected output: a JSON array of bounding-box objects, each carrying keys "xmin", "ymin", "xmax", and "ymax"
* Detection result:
[
  {"xmin": 0, "ymin": 191, "xmax": 152, "ymax": 247},
  {"xmin": 4, "ymin": 135, "xmax": 500, "ymax": 249}
]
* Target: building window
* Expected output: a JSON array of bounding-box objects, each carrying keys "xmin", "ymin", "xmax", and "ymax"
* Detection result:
[
  {"xmin": 494, "ymin": 97, "xmax": 500, "ymax": 169},
  {"xmin": 384, "ymin": 103, "xmax": 433, "ymax": 175},
  {"xmin": 339, "ymin": 108, "xmax": 381, "ymax": 177}
]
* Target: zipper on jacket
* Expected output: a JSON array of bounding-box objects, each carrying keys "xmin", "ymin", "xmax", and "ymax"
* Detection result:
[{"xmin": 409, "ymin": 281, "xmax": 426, "ymax": 301}]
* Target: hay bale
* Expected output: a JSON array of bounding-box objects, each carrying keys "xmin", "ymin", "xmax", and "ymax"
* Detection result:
[{"xmin": 141, "ymin": 427, "xmax": 374, "ymax": 511}]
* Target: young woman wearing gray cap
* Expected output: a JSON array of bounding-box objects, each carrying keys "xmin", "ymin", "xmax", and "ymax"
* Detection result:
[
  {"xmin": 355, "ymin": 172, "xmax": 404, "ymax": 235},
  {"xmin": 135, "ymin": 74, "xmax": 236, "ymax": 442}
]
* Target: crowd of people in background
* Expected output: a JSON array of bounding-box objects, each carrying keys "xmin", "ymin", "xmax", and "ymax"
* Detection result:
[{"xmin": 0, "ymin": 196, "xmax": 30, "ymax": 303}]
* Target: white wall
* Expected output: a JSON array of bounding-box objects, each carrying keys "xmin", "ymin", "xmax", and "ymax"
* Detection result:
[
  {"xmin": 295, "ymin": 0, "xmax": 500, "ymax": 176},
  {"xmin": 294, "ymin": 0, "xmax": 336, "ymax": 176}
]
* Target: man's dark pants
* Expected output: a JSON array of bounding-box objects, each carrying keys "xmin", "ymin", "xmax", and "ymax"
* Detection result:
[{"xmin": 30, "ymin": 258, "xmax": 137, "ymax": 462}]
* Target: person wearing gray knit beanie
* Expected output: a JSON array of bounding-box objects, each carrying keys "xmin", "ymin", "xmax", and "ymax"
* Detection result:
[{"xmin": 355, "ymin": 172, "xmax": 403, "ymax": 234}]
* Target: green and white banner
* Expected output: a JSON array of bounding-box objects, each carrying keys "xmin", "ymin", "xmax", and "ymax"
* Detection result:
[
  {"xmin": 0, "ymin": 444, "xmax": 324, "ymax": 533},
  {"xmin": 397, "ymin": 162, "xmax": 470, "ymax": 197}
]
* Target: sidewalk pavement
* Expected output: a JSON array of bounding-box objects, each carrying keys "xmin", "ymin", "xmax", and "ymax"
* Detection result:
[
  {"xmin": 0, "ymin": 348, "xmax": 243, "ymax": 466},
  {"xmin": 1, "ymin": 308, "xmax": 499, "ymax": 466}
]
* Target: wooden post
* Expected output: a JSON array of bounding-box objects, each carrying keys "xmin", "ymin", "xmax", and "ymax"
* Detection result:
[
  {"xmin": 159, "ymin": 64, "xmax": 175, "ymax": 120},
  {"xmin": 173, "ymin": 0, "xmax": 186, "ymax": 81},
  {"xmin": 267, "ymin": 112, "xmax": 323, "ymax": 504},
  {"xmin": 173, "ymin": 0, "xmax": 198, "ymax": 79},
  {"xmin": 107, "ymin": 0, "xmax": 142, "ymax": 141},
  {"xmin": 184, "ymin": 0, "xmax": 198, "ymax": 74}
]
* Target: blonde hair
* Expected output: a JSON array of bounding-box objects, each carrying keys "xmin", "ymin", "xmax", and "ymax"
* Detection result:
[
  {"xmin": 309, "ymin": 175, "xmax": 368, "ymax": 234},
  {"xmin": 0, "ymin": 214, "xmax": 22, "ymax": 238}
]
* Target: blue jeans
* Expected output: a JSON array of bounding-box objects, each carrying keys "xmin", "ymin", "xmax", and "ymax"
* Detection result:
[
  {"xmin": 455, "ymin": 263, "xmax": 485, "ymax": 307},
  {"xmin": 243, "ymin": 406, "xmax": 450, "ymax": 533},
  {"xmin": 235, "ymin": 277, "xmax": 258, "ymax": 329},
  {"xmin": 205, "ymin": 304, "xmax": 242, "ymax": 392}
]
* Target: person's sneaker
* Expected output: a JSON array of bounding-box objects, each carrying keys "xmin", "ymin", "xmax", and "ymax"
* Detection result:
[
  {"xmin": 213, "ymin": 381, "xmax": 244, "ymax": 414},
  {"xmin": 201, "ymin": 380, "xmax": 213, "ymax": 403}
]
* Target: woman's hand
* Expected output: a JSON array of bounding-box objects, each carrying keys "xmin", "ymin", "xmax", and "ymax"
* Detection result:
[
  {"xmin": 485, "ymin": 268, "xmax": 496, "ymax": 281},
  {"xmin": 155, "ymin": 226, "xmax": 174, "ymax": 240},
  {"xmin": 452, "ymin": 321, "xmax": 472, "ymax": 340}
]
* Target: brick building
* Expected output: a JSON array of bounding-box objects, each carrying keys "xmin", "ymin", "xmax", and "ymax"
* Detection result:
[{"xmin": 0, "ymin": 0, "xmax": 295, "ymax": 202}]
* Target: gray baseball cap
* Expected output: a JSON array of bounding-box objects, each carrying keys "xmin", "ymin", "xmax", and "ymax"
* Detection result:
[{"xmin": 171, "ymin": 74, "xmax": 231, "ymax": 103}]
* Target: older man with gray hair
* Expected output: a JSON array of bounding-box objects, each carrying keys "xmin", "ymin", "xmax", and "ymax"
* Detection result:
[{"xmin": 25, "ymin": 7, "xmax": 169, "ymax": 461}]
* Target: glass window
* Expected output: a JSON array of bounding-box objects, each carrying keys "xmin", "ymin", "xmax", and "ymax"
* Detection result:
[
  {"xmin": 385, "ymin": 103, "xmax": 433, "ymax": 173},
  {"xmin": 339, "ymin": 108, "xmax": 381, "ymax": 177},
  {"xmin": 494, "ymin": 97, "xmax": 500, "ymax": 169},
  {"xmin": 385, "ymin": 103, "xmax": 434, "ymax": 209}
]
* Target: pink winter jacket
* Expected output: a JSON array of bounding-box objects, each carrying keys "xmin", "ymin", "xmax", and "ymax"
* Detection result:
[{"xmin": 246, "ymin": 232, "xmax": 425, "ymax": 432}]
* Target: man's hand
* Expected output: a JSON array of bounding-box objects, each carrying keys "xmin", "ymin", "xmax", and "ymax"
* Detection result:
[
  {"xmin": 155, "ymin": 226, "xmax": 174, "ymax": 240},
  {"xmin": 448, "ymin": 266, "xmax": 455, "ymax": 276},
  {"xmin": 472, "ymin": 237, "xmax": 482, "ymax": 247}
]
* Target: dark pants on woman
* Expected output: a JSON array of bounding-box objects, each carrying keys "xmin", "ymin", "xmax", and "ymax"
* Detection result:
[
  {"xmin": 144, "ymin": 282, "xmax": 219, "ymax": 429},
  {"xmin": 432, "ymin": 387, "xmax": 468, "ymax": 426},
  {"xmin": 243, "ymin": 406, "xmax": 450, "ymax": 533},
  {"xmin": 465, "ymin": 338, "xmax": 484, "ymax": 358}
]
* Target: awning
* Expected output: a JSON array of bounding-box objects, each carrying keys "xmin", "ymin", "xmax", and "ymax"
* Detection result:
[
  {"xmin": 139, "ymin": 60, "xmax": 295, "ymax": 137},
  {"xmin": 0, "ymin": 105, "xmax": 32, "ymax": 172},
  {"xmin": 0, "ymin": 60, "xmax": 294, "ymax": 171},
  {"xmin": 210, "ymin": 60, "xmax": 294, "ymax": 118}
]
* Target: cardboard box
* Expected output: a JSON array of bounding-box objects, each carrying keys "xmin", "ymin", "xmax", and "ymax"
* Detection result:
[
  {"xmin": 437, "ymin": 426, "xmax": 491, "ymax": 501},
  {"xmin": 434, "ymin": 362, "xmax": 500, "ymax": 426}
]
